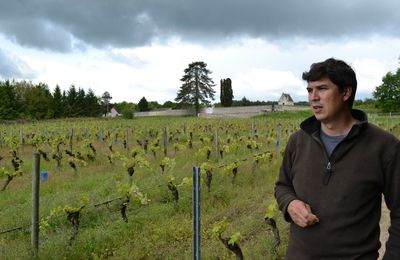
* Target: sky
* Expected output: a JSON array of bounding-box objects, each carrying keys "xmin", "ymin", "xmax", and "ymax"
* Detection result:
[{"xmin": 0, "ymin": 0, "xmax": 399, "ymax": 104}]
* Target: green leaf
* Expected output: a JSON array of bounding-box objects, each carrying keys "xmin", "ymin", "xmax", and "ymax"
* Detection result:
[
  {"xmin": 265, "ymin": 201, "xmax": 278, "ymax": 219},
  {"xmin": 228, "ymin": 232, "xmax": 241, "ymax": 246},
  {"xmin": 211, "ymin": 217, "xmax": 228, "ymax": 237}
]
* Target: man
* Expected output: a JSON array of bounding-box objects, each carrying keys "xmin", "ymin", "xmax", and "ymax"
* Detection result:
[{"xmin": 275, "ymin": 58, "xmax": 400, "ymax": 259}]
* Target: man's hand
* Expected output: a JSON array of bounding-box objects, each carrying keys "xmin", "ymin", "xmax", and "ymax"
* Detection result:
[{"xmin": 287, "ymin": 199, "xmax": 319, "ymax": 228}]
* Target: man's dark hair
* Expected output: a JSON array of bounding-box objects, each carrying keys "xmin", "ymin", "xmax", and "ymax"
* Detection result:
[{"xmin": 302, "ymin": 58, "xmax": 357, "ymax": 108}]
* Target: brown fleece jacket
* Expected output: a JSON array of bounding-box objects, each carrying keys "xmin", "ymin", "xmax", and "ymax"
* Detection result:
[{"xmin": 275, "ymin": 110, "xmax": 400, "ymax": 260}]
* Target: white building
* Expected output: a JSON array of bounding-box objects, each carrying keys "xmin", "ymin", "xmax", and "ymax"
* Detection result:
[
  {"xmin": 278, "ymin": 93, "xmax": 294, "ymax": 106},
  {"xmin": 105, "ymin": 107, "xmax": 121, "ymax": 118}
]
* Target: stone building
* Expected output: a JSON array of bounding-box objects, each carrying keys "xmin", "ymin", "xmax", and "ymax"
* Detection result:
[
  {"xmin": 104, "ymin": 107, "xmax": 121, "ymax": 118},
  {"xmin": 278, "ymin": 93, "xmax": 294, "ymax": 106}
]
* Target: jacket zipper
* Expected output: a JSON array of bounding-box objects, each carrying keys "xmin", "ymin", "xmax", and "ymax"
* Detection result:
[
  {"xmin": 322, "ymin": 133, "xmax": 351, "ymax": 185},
  {"xmin": 312, "ymin": 132, "xmax": 335, "ymax": 185},
  {"xmin": 321, "ymin": 136, "xmax": 348, "ymax": 185},
  {"xmin": 307, "ymin": 117, "xmax": 360, "ymax": 186},
  {"xmin": 323, "ymin": 161, "xmax": 332, "ymax": 185}
]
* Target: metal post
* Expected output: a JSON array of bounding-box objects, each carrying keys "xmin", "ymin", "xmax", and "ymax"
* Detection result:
[
  {"xmin": 192, "ymin": 166, "xmax": 201, "ymax": 260},
  {"xmin": 277, "ymin": 125, "xmax": 282, "ymax": 160},
  {"xmin": 32, "ymin": 153, "xmax": 40, "ymax": 257}
]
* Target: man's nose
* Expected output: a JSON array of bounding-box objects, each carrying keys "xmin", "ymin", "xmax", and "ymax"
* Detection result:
[{"xmin": 309, "ymin": 90, "xmax": 319, "ymax": 100}]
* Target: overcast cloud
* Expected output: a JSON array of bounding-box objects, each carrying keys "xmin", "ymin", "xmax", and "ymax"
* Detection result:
[
  {"xmin": 0, "ymin": 48, "xmax": 37, "ymax": 79},
  {"xmin": 0, "ymin": 0, "xmax": 399, "ymax": 103}
]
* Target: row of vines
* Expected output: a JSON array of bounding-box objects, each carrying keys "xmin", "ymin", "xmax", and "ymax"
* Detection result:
[{"xmin": 0, "ymin": 114, "xmax": 399, "ymax": 259}]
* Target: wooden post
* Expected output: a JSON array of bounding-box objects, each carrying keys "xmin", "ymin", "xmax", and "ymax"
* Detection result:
[
  {"xmin": 163, "ymin": 127, "xmax": 167, "ymax": 156},
  {"xmin": 126, "ymin": 128, "xmax": 129, "ymax": 154},
  {"xmin": 99, "ymin": 128, "xmax": 103, "ymax": 141},
  {"xmin": 69, "ymin": 129, "xmax": 73, "ymax": 152},
  {"xmin": 215, "ymin": 129, "xmax": 219, "ymax": 161},
  {"xmin": 32, "ymin": 153, "xmax": 40, "ymax": 257},
  {"xmin": 19, "ymin": 130, "xmax": 24, "ymax": 146}
]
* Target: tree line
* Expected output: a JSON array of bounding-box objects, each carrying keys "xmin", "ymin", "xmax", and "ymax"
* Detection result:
[
  {"xmin": 1, "ymin": 59, "xmax": 399, "ymax": 120},
  {"xmin": 0, "ymin": 80, "xmax": 102, "ymax": 120}
]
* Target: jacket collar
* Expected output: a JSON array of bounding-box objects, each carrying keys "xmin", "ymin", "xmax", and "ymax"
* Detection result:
[{"xmin": 300, "ymin": 109, "xmax": 368, "ymax": 136}]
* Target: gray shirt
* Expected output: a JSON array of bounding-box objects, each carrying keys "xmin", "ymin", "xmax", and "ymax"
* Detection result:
[{"xmin": 320, "ymin": 130, "xmax": 347, "ymax": 157}]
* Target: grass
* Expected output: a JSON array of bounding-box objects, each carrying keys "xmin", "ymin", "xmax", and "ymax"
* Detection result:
[{"xmin": 0, "ymin": 114, "xmax": 398, "ymax": 259}]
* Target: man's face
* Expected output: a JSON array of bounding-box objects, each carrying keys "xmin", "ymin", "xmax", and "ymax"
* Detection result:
[{"xmin": 306, "ymin": 78, "xmax": 351, "ymax": 124}]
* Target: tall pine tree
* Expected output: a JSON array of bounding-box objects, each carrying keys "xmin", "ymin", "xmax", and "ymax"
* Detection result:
[
  {"xmin": 85, "ymin": 88, "xmax": 102, "ymax": 117},
  {"xmin": 66, "ymin": 85, "xmax": 78, "ymax": 117},
  {"xmin": 52, "ymin": 85, "xmax": 64, "ymax": 118},
  {"xmin": 175, "ymin": 61, "xmax": 215, "ymax": 115},
  {"xmin": 75, "ymin": 87, "xmax": 86, "ymax": 116}
]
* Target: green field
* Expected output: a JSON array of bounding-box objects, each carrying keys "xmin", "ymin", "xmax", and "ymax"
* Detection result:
[{"xmin": 0, "ymin": 112, "xmax": 399, "ymax": 259}]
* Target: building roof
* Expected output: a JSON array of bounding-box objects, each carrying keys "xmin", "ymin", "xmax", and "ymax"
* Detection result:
[{"xmin": 279, "ymin": 93, "xmax": 294, "ymax": 102}]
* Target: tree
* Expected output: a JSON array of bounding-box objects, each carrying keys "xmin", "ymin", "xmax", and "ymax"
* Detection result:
[
  {"xmin": 239, "ymin": 97, "xmax": 251, "ymax": 106},
  {"xmin": 161, "ymin": 101, "xmax": 179, "ymax": 109},
  {"xmin": 114, "ymin": 101, "xmax": 136, "ymax": 119},
  {"xmin": 62, "ymin": 90, "xmax": 68, "ymax": 116},
  {"xmin": 138, "ymin": 97, "xmax": 149, "ymax": 112},
  {"xmin": 85, "ymin": 89, "xmax": 102, "ymax": 117},
  {"xmin": 175, "ymin": 61, "xmax": 216, "ymax": 115},
  {"xmin": 52, "ymin": 85, "xmax": 64, "ymax": 118},
  {"xmin": 373, "ymin": 68, "xmax": 400, "ymax": 112},
  {"xmin": 65, "ymin": 85, "xmax": 78, "ymax": 117},
  {"xmin": 0, "ymin": 80, "xmax": 20, "ymax": 119},
  {"xmin": 23, "ymin": 82, "xmax": 52, "ymax": 119},
  {"xmin": 75, "ymin": 87, "xmax": 86, "ymax": 116},
  {"xmin": 148, "ymin": 101, "xmax": 160, "ymax": 111},
  {"xmin": 101, "ymin": 91, "xmax": 112, "ymax": 115},
  {"xmin": 220, "ymin": 78, "xmax": 233, "ymax": 107}
]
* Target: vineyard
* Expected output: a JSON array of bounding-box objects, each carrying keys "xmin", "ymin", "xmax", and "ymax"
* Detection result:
[{"xmin": 0, "ymin": 111, "xmax": 399, "ymax": 259}]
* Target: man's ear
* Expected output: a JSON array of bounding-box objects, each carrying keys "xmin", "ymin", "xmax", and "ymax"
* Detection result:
[{"xmin": 342, "ymin": 87, "xmax": 352, "ymax": 102}]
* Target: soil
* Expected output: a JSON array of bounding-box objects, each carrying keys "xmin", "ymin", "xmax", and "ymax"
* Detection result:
[{"xmin": 379, "ymin": 201, "xmax": 390, "ymax": 260}]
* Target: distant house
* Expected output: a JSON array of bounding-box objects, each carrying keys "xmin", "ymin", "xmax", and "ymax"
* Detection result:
[
  {"xmin": 278, "ymin": 93, "xmax": 294, "ymax": 106},
  {"xmin": 105, "ymin": 107, "xmax": 121, "ymax": 118}
]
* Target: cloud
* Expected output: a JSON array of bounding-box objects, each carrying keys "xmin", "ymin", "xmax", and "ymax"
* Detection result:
[
  {"xmin": 353, "ymin": 58, "xmax": 387, "ymax": 90},
  {"xmin": 0, "ymin": 48, "xmax": 37, "ymax": 79},
  {"xmin": 0, "ymin": 2, "xmax": 397, "ymax": 105},
  {"xmin": 0, "ymin": 0, "xmax": 399, "ymax": 51},
  {"xmin": 3, "ymin": 33, "xmax": 396, "ymax": 104},
  {"xmin": 0, "ymin": 18, "xmax": 83, "ymax": 52},
  {"xmin": 108, "ymin": 49, "xmax": 149, "ymax": 68},
  {"xmin": 234, "ymin": 68, "xmax": 305, "ymax": 101}
]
